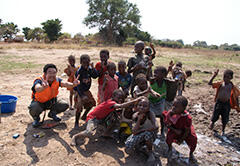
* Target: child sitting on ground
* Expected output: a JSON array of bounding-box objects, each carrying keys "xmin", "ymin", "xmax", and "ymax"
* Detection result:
[
  {"xmin": 95, "ymin": 49, "xmax": 110, "ymax": 104},
  {"xmin": 74, "ymin": 54, "xmax": 98, "ymax": 128},
  {"xmin": 125, "ymin": 97, "xmax": 159, "ymax": 162},
  {"xmin": 64, "ymin": 55, "xmax": 78, "ymax": 109},
  {"xmin": 144, "ymin": 43, "xmax": 156, "ymax": 61},
  {"xmin": 116, "ymin": 60, "xmax": 132, "ymax": 97},
  {"xmin": 102, "ymin": 62, "xmax": 119, "ymax": 102},
  {"xmin": 208, "ymin": 69, "xmax": 240, "ymax": 135},
  {"xmin": 162, "ymin": 96, "xmax": 197, "ymax": 162},
  {"xmin": 71, "ymin": 89, "xmax": 144, "ymax": 146}
]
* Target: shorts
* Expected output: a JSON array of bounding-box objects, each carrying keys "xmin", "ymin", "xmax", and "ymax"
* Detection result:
[
  {"xmin": 125, "ymin": 131, "xmax": 157, "ymax": 154},
  {"xmin": 83, "ymin": 118, "xmax": 105, "ymax": 138},
  {"xmin": 211, "ymin": 100, "xmax": 230, "ymax": 125},
  {"xmin": 150, "ymin": 99, "xmax": 165, "ymax": 117},
  {"xmin": 74, "ymin": 90, "xmax": 96, "ymax": 110}
]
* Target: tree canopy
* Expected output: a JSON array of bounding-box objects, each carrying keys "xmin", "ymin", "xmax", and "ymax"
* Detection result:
[
  {"xmin": 84, "ymin": 0, "xmax": 141, "ymax": 43},
  {"xmin": 41, "ymin": 19, "xmax": 62, "ymax": 42},
  {"xmin": 0, "ymin": 22, "xmax": 19, "ymax": 39}
]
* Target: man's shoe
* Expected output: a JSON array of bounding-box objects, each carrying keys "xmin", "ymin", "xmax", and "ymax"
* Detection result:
[
  {"xmin": 48, "ymin": 112, "xmax": 61, "ymax": 122},
  {"xmin": 32, "ymin": 118, "xmax": 41, "ymax": 127}
]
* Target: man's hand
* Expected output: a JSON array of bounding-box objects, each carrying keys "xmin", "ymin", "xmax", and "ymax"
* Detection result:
[{"xmin": 41, "ymin": 77, "xmax": 49, "ymax": 89}]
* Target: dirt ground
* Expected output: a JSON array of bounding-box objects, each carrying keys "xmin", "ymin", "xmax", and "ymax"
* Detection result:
[{"xmin": 0, "ymin": 45, "xmax": 239, "ymax": 166}]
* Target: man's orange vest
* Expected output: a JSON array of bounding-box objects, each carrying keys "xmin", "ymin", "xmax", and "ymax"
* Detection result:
[{"xmin": 32, "ymin": 76, "xmax": 60, "ymax": 103}]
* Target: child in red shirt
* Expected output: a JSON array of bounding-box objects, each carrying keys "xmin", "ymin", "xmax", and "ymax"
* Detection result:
[
  {"xmin": 70, "ymin": 89, "xmax": 144, "ymax": 146},
  {"xmin": 95, "ymin": 49, "xmax": 110, "ymax": 104},
  {"xmin": 163, "ymin": 96, "xmax": 197, "ymax": 162},
  {"xmin": 102, "ymin": 62, "xmax": 119, "ymax": 102}
]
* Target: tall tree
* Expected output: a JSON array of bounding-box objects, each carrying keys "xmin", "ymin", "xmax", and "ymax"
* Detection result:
[
  {"xmin": 84, "ymin": 0, "xmax": 141, "ymax": 43},
  {"xmin": 22, "ymin": 27, "xmax": 31, "ymax": 41},
  {"xmin": 41, "ymin": 19, "xmax": 62, "ymax": 42},
  {"xmin": 0, "ymin": 22, "xmax": 19, "ymax": 39}
]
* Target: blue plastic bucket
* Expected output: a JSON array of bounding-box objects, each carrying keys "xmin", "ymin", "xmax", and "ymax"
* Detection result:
[{"xmin": 0, "ymin": 95, "xmax": 18, "ymax": 113}]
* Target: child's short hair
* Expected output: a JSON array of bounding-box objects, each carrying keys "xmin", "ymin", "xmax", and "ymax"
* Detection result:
[
  {"xmin": 80, "ymin": 54, "xmax": 90, "ymax": 63},
  {"xmin": 135, "ymin": 41, "xmax": 144, "ymax": 49},
  {"xmin": 176, "ymin": 62, "xmax": 182, "ymax": 68},
  {"xmin": 185, "ymin": 70, "xmax": 192, "ymax": 77},
  {"xmin": 43, "ymin": 64, "xmax": 57, "ymax": 73},
  {"xmin": 135, "ymin": 73, "xmax": 147, "ymax": 82},
  {"xmin": 68, "ymin": 55, "xmax": 75, "ymax": 62},
  {"xmin": 138, "ymin": 96, "xmax": 150, "ymax": 108},
  {"xmin": 175, "ymin": 96, "xmax": 188, "ymax": 109},
  {"xmin": 118, "ymin": 60, "xmax": 126, "ymax": 66},
  {"xmin": 155, "ymin": 66, "xmax": 168, "ymax": 77},
  {"xmin": 224, "ymin": 69, "xmax": 233, "ymax": 79},
  {"xmin": 112, "ymin": 89, "xmax": 124, "ymax": 98},
  {"xmin": 107, "ymin": 62, "xmax": 116, "ymax": 70},
  {"xmin": 100, "ymin": 49, "xmax": 109, "ymax": 57}
]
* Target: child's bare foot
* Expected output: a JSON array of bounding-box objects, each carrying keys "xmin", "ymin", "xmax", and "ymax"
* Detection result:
[
  {"xmin": 69, "ymin": 106, "xmax": 74, "ymax": 110},
  {"xmin": 189, "ymin": 153, "xmax": 197, "ymax": 163},
  {"xmin": 209, "ymin": 123, "xmax": 214, "ymax": 130},
  {"xmin": 74, "ymin": 122, "xmax": 79, "ymax": 129},
  {"xmin": 70, "ymin": 137, "xmax": 76, "ymax": 146}
]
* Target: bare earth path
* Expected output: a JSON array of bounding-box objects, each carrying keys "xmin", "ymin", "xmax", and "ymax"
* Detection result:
[{"xmin": 0, "ymin": 46, "xmax": 239, "ymax": 166}]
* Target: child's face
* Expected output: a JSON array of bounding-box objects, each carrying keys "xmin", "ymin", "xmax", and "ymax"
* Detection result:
[
  {"xmin": 68, "ymin": 58, "xmax": 75, "ymax": 66},
  {"xmin": 108, "ymin": 66, "xmax": 116, "ymax": 77},
  {"xmin": 144, "ymin": 48, "xmax": 151, "ymax": 55},
  {"xmin": 171, "ymin": 100, "xmax": 185, "ymax": 115},
  {"xmin": 154, "ymin": 69, "xmax": 165, "ymax": 80},
  {"xmin": 112, "ymin": 93, "xmax": 124, "ymax": 104},
  {"xmin": 118, "ymin": 63, "xmax": 126, "ymax": 74},
  {"xmin": 223, "ymin": 74, "xmax": 232, "ymax": 84},
  {"xmin": 100, "ymin": 53, "xmax": 109, "ymax": 65},
  {"xmin": 138, "ymin": 78, "xmax": 148, "ymax": 91},
  {"xmin": 134, "ymin": 44, "xmax": 144, "ymax": 54},
  {"xmin": 81, "ymin": 59, "xmax": 90, "ymax": 69},
  {"xmin": 137, "ymin": 99, "xmax": 149, "ymax": 114}
]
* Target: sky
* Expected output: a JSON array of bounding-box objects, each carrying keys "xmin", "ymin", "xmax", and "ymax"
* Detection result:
[{"xmin": 1, "ymin": 0, "xmax": 240, "ymax": 45}]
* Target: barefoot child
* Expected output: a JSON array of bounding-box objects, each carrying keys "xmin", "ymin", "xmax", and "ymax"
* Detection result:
[
  {"xmin": 71, "ymin": 90, "xmax": 144, "ymax": 146},
  {"xmin": 163, "ymin": 96, "xmax": 197, "ymax": 162},
  {"xmin": 127, "ymin": 41, "xmax": 150, "ymax": 96},
  {"xmin": 95, "ymin": 49, "xmax": 110, "ymax": 104},
  {"xmin": 116, "ymin": 60, "xmax": 132, "ymax": 97},
  {"xmin": 125, "ymin": 97, "xmax": 159, "ymax": 162},
  {"xmin": 64, "ymin": 55, "xmax": 78, "ymax": 109},
  {"xmin": 208, "ymin": 69, "xmax": 240, "ymax": 135},
  {"xmin": 74, "ymin": 54, "xmax": 98, "ymax": 127},
  {"xmin": 102, "ymin": 62, "xmax": 119, "ymax": 102}
]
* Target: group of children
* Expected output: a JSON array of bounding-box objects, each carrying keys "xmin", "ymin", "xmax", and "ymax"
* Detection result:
[{"xmin": 63, "ymin": 41, "xmax": 239, "ymax": 163}]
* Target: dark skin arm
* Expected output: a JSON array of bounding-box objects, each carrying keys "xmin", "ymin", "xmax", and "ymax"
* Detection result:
[
  {"xmin": 208, "ymin": 69, "xmax": 219, "ymax": 85},
  {"xmin": 132, "ymin": 111, "xmax": 159, "ymax": 135},
  {"xmin": 150, "ymin": 43, "xmax": 156, "ymax": 59},
  {"xmin": 113, "ymin": 96, "xmax": 144, "ymax": 109}
]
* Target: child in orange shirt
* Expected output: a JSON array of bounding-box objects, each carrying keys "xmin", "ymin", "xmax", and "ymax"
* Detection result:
[{"xmin": 64, "ymin": 55, "xmax": 78, "ymax": 109}]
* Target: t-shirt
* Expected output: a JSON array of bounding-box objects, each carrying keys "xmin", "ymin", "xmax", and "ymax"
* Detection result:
[
  {"xmin": 116, "ymin": 72, "xmax": 132, "ymax": 90},
  {"xmin": 86, "ymin": 99, "xmax": 117, "ymax": 122},
  {"xmin": 74, "ymin": 66, "xmax": 98, "ymax": 96},
  {"xmin": 127, "ymin": 54, "xmax": 148, "ymax": 79},
  {"xmin": 149, "ymin": 81, "xmax": 167, "ymax": 104},
  {"xmin": 95, "ymin": 62, "xmax": 108, "ymax": 85},
  {"xmin": 104, "ymin": 74, "xmax": 118, "ymax": 101}
]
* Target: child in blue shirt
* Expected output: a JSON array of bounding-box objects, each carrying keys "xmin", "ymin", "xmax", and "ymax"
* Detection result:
[{"xmin": 116, "ymin": 60, "xmax": 132, "ymax": 97}]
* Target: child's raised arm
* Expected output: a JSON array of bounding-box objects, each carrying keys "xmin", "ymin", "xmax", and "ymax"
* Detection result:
[
  {"xmin": 208, "ymin": 69, "xmax": 219, "ymax": 85},
  {"xmin": 114, "ymin": 96, "xmax": 144, "ymax": 109}
]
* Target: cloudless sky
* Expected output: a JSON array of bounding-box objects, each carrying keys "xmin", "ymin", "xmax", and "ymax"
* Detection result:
[{"xmin": 1, "ymin": 0, "xmax": 240, "ymax": 45}]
